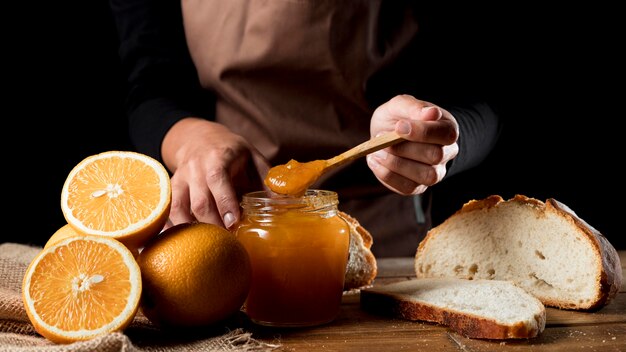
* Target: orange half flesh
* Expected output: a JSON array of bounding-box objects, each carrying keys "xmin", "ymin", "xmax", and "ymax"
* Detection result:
[{"xmin": 22, "ymin": 236, "xmax": 142, "ymax": 344}]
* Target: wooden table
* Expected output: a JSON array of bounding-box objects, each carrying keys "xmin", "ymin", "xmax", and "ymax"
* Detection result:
[{"xmin": 250, "ymin": 251, "xmax": 626, "ymax": 351}]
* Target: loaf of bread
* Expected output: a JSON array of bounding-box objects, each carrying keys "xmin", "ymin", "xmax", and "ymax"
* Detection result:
[
  {"xmin": 339, "ymin": 211, "xmax": 378, "ymax": 291},
  {"xmin": 361, "ymin": 278, "xmax": 546, "ymax": 339},
  {"xmin": 415, "ymin": 194, "xmax": 622, "ymax": 310}
]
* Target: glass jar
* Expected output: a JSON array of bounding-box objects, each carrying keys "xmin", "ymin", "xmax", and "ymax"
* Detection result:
[{"xmin": 235, "ymin": 190, "xmax": 350, "ymax": 327}]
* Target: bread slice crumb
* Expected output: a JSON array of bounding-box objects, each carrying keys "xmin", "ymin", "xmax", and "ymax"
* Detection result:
[{"xmin": 361, "ymin": 277, "xmax": 546, "ymax": 339}]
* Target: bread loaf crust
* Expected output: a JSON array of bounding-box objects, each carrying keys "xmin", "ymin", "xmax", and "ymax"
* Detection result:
[
  {"xmin": 339, "ymin": 211, "xmax": 378, "ymax": 291},
  {"xmin": 546, "ymin": 198, "xmax": 622, "ymax": 309},
  {"xmin": 415, "ymin": 194, "xmax": 622, "ymax": 311}
]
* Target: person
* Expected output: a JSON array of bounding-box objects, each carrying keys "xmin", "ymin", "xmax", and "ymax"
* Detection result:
[{"xmin": 109, "ymin": 1, "xmax": 502, "ymax": 257}]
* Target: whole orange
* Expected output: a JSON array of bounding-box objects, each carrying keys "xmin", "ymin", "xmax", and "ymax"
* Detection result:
[{"xmin": 137, "ymin": 222, "xmax": 251, "ymax": 327}]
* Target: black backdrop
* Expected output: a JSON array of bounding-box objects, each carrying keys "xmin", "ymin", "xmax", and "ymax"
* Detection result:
[{"xmin": 7, "ymin": 2, "xmax": 623, "ymax": 250}]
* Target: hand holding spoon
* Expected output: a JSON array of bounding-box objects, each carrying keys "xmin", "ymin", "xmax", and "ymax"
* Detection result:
[{"xmin": 264, "ymin": 132, "xmax": 404, "ymax": 196}]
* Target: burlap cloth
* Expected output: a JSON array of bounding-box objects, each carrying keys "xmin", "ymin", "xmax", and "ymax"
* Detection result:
[{"xmin": 0, "ymin": 243, "xmax": 280, "ymax": 352}]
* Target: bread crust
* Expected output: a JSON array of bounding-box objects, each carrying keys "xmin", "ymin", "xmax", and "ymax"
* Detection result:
[
  {"xmin": 455, "ymin": 194, "xmax": 504, "ymax": 214},
  {"xmin": 415, "ymin": 194, "xmax": 622, "ymax": 311},
  {"xmin": 339, "ymin": 211, "xmax": 378, "ymax": 291}
]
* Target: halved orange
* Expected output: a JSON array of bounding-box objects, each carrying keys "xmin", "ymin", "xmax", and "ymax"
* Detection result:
[
  {"xmin": 44, "ymin": 223, "xmax": 140, "ymax": 258},
  {"xmin": 60, "ymin": 151, "xmax": 171, "ymax": 250},
  {"xmin": 44, "ymin": 224, "xmax": 81, "ymax": 249},
  {"xmin": 22, "ymin": 235, "xmax": 142, "ymax": 344}
]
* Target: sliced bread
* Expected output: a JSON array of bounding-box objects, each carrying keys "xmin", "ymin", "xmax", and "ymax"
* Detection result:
[
  {"xmin": 361, "ymin": 278, "xmax": 546, "ymax": 339},
  {"xmin": 415, "ymin": 195, "xmax": 622, "ymax": 310},
  {"xmin": 340, "ymin": 211, "xmax": 378, "ymax": 291}
]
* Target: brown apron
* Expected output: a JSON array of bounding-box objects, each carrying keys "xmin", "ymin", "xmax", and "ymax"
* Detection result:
[{"xmin": 181, "ymin": 0, "xmax": 430, "ymax": 256}]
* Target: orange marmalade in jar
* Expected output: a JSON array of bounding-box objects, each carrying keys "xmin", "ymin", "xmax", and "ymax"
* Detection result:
[{"xmin": 235, "ymin": 190, "xmax": 350, "ymax": 327}]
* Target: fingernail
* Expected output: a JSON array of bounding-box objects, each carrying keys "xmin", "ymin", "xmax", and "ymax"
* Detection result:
[
  {"xmin": 367, "ymin": 155, "xmax": 381, "ymax": 169},
  {"xmin": 373, "ymin": 150, "xmax": 388, "ymax": 160},
  {"xmin": 423, "ymin": 106, "xmax": 442, "ymax": 119},
  {"xmin": 223, "ymin": 212, "xmax": 236, "ymax": 229},
  {"xmin": 397, "ymin": 120, "xmax": 411, "ymax": 135}
]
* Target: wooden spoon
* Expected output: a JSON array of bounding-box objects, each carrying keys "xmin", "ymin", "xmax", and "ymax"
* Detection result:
[{"xmin": 264, "ymin": 131, "xmax": 404, "ymax": 196}]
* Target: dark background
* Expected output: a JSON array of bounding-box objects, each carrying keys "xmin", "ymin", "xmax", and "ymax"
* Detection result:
[{"xmin": 6, "ymin": 3, "xmax": 623, "ymax": 250}]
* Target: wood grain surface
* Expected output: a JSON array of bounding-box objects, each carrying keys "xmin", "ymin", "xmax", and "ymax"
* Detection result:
[{"xmin": 249, "ymin": 252, "xmax": 626, "ymax": 351}]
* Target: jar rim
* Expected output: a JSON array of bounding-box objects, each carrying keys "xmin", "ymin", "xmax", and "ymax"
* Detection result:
[{"xmin": 241, "ymin": 189, "xmax": 339, "ymax": 211}]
